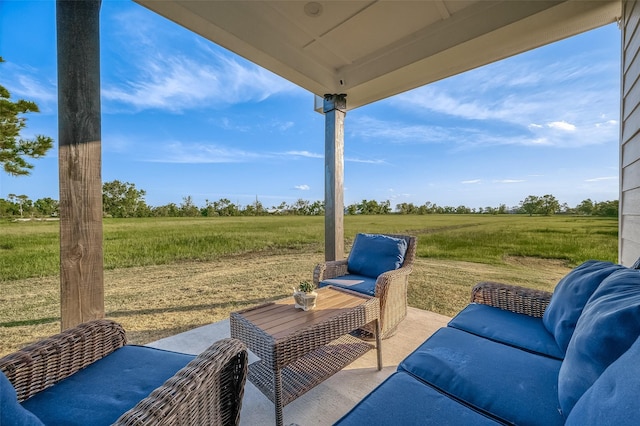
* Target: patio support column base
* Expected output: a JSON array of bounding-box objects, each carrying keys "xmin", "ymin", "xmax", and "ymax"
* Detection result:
[{"xmin": 323, "ymin": 94, "xmax": 346, "ymax": 261}]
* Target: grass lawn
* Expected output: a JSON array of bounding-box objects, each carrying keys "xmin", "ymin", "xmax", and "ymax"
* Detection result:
[{"xmin": 0, "ymin": 214, "xmax": 618, "ymax": 356}]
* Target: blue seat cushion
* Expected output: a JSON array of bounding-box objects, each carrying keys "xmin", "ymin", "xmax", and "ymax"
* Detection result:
[
  {"xmin": 448, "ymin": 303, "xmax": 563, "ymax": 359},
  {"xmin": 347, "ymin": 233, "xmax": 407, "ymax": 278},
  {"xmin": 1, "ymin": 371, "xmax": 44, "ymax": 426},
  {"xmin": 335, "ymin": 371, "xmax": 502, "ymax": 426},
  {"xmin": 319, "ymin": 274, "xmax": 377, "ymax": 296},
  {"xmin": 22, "ymin": 345, "xmax": 195, "ymax": 426},
  {"xmin": 566, "ymin": 335, "xmax": 640, "ymax": 426},
  {"xmin": 399, "ymin": 327, "xmax": 564, "ymax": 426},
  {"xmin": 558, "ymin": 268, "xmax": 640, "ymax": 417},
  {"xmin": 542, "ymin": 260, "xmax": 624, "ymax": 352}
]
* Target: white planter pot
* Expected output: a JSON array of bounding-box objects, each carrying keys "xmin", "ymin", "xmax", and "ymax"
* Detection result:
[{"xmin": 293, "ymin": 291, "xmax": 318, "ymax": 311}]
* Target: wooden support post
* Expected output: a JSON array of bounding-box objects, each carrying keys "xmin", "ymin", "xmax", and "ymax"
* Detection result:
[
  {"xmin": 323, "ymin": 94, "xmax": 346, "ymax": 261},
  {"xmin": 56, "ymin": 0, "xmax": 104, "ymax": 330}
]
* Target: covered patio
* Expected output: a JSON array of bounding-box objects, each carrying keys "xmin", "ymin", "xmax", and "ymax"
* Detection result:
[
  {"xmin": 55, "ymin": 0, "xmax": 629, "ymax": 329},
  {"xmin": 4, "ymin": 1, "xmax": 636, "ymax": 424},
  {"xmin": 41, "ymin": 0, "xmax": 636, "ymax": 421}
]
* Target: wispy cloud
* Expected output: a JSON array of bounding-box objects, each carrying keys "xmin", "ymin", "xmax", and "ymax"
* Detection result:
[
  {"xmin": 2, "ymin": 62, "xmax": 57, "ymax": 110},
  {"xmin": 215, "ymin": 117, "xmax": 296, "ymax": 134},
  {"xmin": 148, "ymin": 142, "xmax": 268, "ymax": 163},
  {"xmin": 346, "ymin": 157, "xmax": 386, "ymax": 164},
  {"xmin": 283, "ymin": 149, "xmax": 385, "ymax": 164},
  {"xmin": 294, "ymin": 184, "xmax": 310, "ymax": 190},
  {"xmin": 398, "ymin": 88, "xmax": 499, "ymax": 121},
  {"xmin": 350, "ymin": 116, "xmax": 451, "ymax": 144},
  {"xmin": 494, "ymin": 179, "xmax": 525, "ymax": 184},
  {"xmin": 387, "ymin": 48, "xmax": 619, "ymax": 149},
  {"xmin": 350, "ymin": 115, "xmax": 563, "ymax": 148},
  {"xmin": 386, "ymin": 188, "xmax": 413, "ymax": 201},
  {"xmin": 547, "ymin": 121, "xmax": 577, "ymax": 131},
  {"xmin": 102, "ymin": 53, "xmax": 295, "ymax": 112},
  {"xmin": 218, "ymin": 118, "xmax": 251, "ymax": 132},
  {"xmin": 354, "ymin": 102, "xmax": 618, "ymax": 150},
  {"xmin": 462, "ymin": 179, "xmax": 481, "ymax": 184},
  {"xmin": 285, "ymin": 151, "xmax": 323, "ymax": 159},
  {"xmin": 278, "ymin": 121, "xmax": 295, "ymax": 131},
  {"xmin": 102, "ymin": 9, "xmax": 298, "ymax": 112},
  {"xmin": 585, "ymin": 176, "xmax": 617, "ymax": 182},
  {"xmin": 14, "ymin": 75, "xmax": 56, "ymax": 104}
]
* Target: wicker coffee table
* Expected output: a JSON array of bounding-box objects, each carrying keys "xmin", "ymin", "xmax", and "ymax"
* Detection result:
[{"xmin": 230, "ymin": 286, "xmax": 381, "ymax": 426}]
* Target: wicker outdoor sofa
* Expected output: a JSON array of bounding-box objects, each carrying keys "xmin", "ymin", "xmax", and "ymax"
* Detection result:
[
  {"xmin": 314, "ymin": 233, "xmax": 416, "ymax": 339},
  {"xmin": 336, "ymin": 260, "xmax": 640, "ymax": 425},
  {"xmin": 0, "ymin": 319, "xmax": 248, "ymax": 425}
]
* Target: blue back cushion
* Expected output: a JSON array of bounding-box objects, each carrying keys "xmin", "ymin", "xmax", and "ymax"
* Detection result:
[
  {"xmin": 1, "ymin": 371, "xmax": 44, "ymax": 426},
  {"xmin": 566, "ymin": 334, "xmax": 640, "ymax": 425},
  {"xmin": 22, "ymin": 345, "xmax": 195, "ymax": 426},
  {"xmin": 543, "ymin": 260, "xmax": 624, "ymax": 352},
  {"xmin": 557, "ymin": 268, "xmax": 640, "ymax": 417},
  {"xmin": 347, "ymin": 233, "xmax": 407, "ymax": 278}
]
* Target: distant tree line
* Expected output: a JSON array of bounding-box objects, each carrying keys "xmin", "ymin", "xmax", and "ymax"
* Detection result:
[
  {"xmin": 396, "ymin": 194, "xmax": 617, "ymax": 217},
  {"xmin": 0, "ymin": 180, "xmax": 619, "ymax": 219},
  {"xmin": 0, "ymin": 194, "xmax": 59, "ymax": 218}
]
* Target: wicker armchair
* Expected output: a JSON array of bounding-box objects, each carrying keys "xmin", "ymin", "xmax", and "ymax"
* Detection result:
[
  {"xmin": 313, "ymin": 234, "xmax": 417, "ymax": 339},
  {"xmin": 471, "ymin": 281, "xmax": 553, "ymax": 318},
  {"xmin": 0, "ymin": 319, "xmax": 248, "ymax": 426}
]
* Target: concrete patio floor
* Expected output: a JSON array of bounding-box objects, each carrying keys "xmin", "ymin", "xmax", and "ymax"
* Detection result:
[{"xmin": 147, "ymin": 307, "xmax": 450, "ymax": 425}]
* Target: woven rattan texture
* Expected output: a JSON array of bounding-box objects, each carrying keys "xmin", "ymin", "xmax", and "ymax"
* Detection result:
[
  {"xmin": 471, "ymin": 281, "xmax": 553, "ymax": 318},
  {"xmin": 248, "ymin": 334, "xmax": 372, "ymax": 405},
  {"xmin": 313, "ymin": 234, "xmax": 417, "ymax": 338},
  {"xmin": 114, "ymin": 337, "xmax": 248, "ymax": 426},
  {"xmin": 230, "ymin": 287, "xmax": 380, "ymax": 425},
  {"xmin": 0, "ymin": 320, "xmax": 248, "ymax": 426},
  {"xmin": 0, "ymin": 319, "xmax": 126, "ymax": 402}
]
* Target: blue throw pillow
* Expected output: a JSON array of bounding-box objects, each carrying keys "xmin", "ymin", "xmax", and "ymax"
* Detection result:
[
  {"xmin": 347, "ymin": 233, "xmax": 407, "ymax": 278},
  {"xmin": 542, "ymin": 260, "xmax": 624, "ymax": 352},
  {"xmin": 0, "ymin": 371, "xmax": 44, "ymax": 426},
  {"xmin": 566, "ymin": 334, "xmax": 640, "ymax": 425},
  {"xmin": 558, "ymin": 268, "xmax": 640, "ymax": 417}
]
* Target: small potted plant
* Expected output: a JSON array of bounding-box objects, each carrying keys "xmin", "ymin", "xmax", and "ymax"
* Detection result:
[{"xmin": 293, "ymin": 281, "xmax": 318, "ymax": 311}]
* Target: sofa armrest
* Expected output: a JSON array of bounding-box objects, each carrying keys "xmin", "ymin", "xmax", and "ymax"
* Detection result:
[
  {"xmin": 313, "ymin": 259, "xmax": 349, "ymax": 285},
  {"xmin": 471, "ymin": 281, "xmax": 553, "ymax": 318},
  {"xmin": 115, "ymin": 338, "xmax": 248, "ymax": 426},
  {"xmin": 0, "ymin": 319, "xmax": 126, "ymax": 402}
]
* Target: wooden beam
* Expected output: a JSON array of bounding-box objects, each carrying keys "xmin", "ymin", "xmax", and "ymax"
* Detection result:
[
  {"xmin": 56, "ymin": 0, "xmax": 104, "ymax": 330},
  {"xmin": 323, "ymin": 94, "xmax": 346, "ymax": 261}
]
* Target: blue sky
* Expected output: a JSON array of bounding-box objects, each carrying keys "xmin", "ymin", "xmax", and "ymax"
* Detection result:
[{"xmin": 0, "ymin": 1, "xmax": 621, "ymax": 210}]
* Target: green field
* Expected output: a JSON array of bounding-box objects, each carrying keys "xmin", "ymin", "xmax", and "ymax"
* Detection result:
[
  {"xmin": 0, "ymin": 215, "xmax": 618, "ymax": 280},
  {"xmin": 0, "ymin": 215, "xmax": 618, "ymax": 356}
]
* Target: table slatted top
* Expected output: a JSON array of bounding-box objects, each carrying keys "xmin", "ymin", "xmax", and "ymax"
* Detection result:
[{"xmin": 234, "ymin": 287, "xmax": 373, "ymax": 340}]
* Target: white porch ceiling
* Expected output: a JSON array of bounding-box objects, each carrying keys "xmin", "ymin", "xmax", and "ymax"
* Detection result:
[{"xmin": 135, "ymin": 0, "xmax": 620, "ymax": 110}]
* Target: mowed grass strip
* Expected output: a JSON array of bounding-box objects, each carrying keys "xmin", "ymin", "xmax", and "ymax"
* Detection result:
[{"xmin": 0, "ymin": 215, "xmax": 617, "ymax": 356}]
